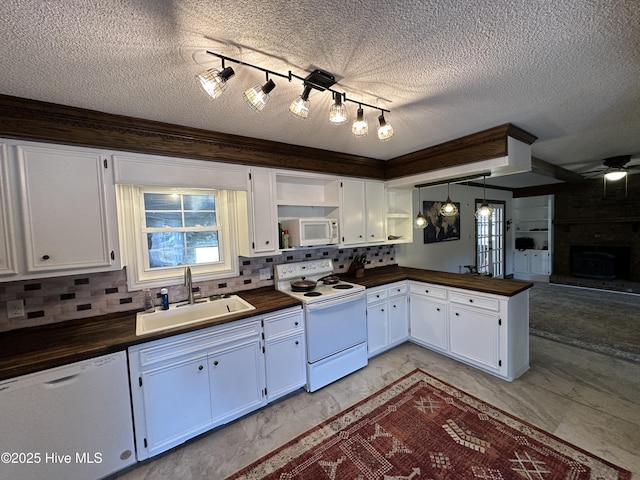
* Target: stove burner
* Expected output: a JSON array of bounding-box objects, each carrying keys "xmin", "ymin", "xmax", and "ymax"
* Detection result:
[
  {"xmin": 333, "ymin": 284, "xmax": 354, "ymax": 290},
  {"xmin": 304, "ymin": 291, "xmax": 323, "ymax": 297}
]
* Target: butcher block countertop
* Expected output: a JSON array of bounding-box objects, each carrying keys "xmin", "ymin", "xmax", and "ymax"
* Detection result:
[
  {"xmin": 341, "ymin": 265, "xmax": 534, "ymax": 297},
  {"xmin": 0, "ymin": 266, "xmax": 533, "ymax": 381}
]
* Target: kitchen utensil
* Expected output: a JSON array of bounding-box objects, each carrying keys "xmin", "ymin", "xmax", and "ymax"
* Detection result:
[
  {"xmin": 318, "ymin": 275, "xmax": 340, "ymax": 285},
  {"xmin": 290, "ymin": 277, "xmax": 317, "ymax": 292}
]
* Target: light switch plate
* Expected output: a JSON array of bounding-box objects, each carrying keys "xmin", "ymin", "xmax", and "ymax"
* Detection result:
[{"xmin": 7, "ymin": 299, "xmax": 25, "ymax": 318}]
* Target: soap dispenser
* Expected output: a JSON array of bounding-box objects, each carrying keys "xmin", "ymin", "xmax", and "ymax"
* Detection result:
[{"xmin": 143, "ymin": 289, "xmax": 155, "ymax": 312}]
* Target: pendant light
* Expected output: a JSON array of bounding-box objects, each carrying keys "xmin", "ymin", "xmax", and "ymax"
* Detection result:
[
  {"xmin": 195, "ymin": 65, "xmax": 235, "ymax": 100},
  {"xmin": 475, "ymin": 175, "xmax": 493, "ymax": 219},
  {"xmin": 243, "ymin": 75, "xmax": 276, "ymax": 112},
  {"xmin": 352, "ymin": 106, "xmax": 368, "ymax": 137},
  {"xmin": 289, "ymin": 85, "xmax": 312, "ymax": 119},
  {"xmin": 440, "ymin": 182, "xmax": 458, "ymax": 217},
  {"xmin": 414, "ymin": 186, "xmax": 427, "ymax": 229},
  {"xmin": 329, "ymin": 92, "xmax": 348, "ymax": 125}
]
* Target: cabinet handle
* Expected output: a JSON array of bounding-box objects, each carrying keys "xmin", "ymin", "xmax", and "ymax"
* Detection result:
[
  {"xmin": 213, "ymin": 360, "xmax": 219, "ymax": 366},
  {"xmin": 198, "ymin": 365, "xmax": 204, "ymax": 371},
  {"xmin": 42, "ymin": 255, "xmax": 50, "ymax": 260}
]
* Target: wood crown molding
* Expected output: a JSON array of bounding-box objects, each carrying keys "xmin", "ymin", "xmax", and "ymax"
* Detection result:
[{"xmin": 0, "ymin": 95, "xmax": 536, "ymax": 182}]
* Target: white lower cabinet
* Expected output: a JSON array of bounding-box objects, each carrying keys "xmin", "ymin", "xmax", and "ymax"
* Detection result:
[
  {"xmin": 129, "ymin": 306, "xmax": 304, "ymax": 460},
  {"xmin": 409, "ymin": 281, "xmax": 529, "ymax": 381},
  {"xmin": 409, "ymin": 282, "xmax": 448, "ymax": 352},
  {"xmin": 263, "ymin": 309, "xmax": 306, "ymax": 401},
  {"xmin": 366, "ymin": 282, "xmax": 409, "ymax": 357}
]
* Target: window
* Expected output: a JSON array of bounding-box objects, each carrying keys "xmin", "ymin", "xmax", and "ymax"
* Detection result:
[{"xmin": 118, "ymin": 186, "xmax": 239, "ymax": 290}]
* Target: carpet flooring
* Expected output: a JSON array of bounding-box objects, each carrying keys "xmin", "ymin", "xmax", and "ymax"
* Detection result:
[
  {"xmin": 225, "ymin": 369, "xmax": 631, "ymax": 479},
  {"xmin": 529, "ymin": 282, "xmax": 640, "ymax": 363}
]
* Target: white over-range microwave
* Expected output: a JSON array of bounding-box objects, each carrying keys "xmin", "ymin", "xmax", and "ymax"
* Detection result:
[{"xmin": 281, "ymin": 218, "xmax": 339, "ymax": 247}]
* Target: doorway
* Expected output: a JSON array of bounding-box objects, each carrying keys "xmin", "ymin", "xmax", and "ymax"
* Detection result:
[{"xmin": 475, "ymin": 200, "xmax": 506, "ymax": 278}]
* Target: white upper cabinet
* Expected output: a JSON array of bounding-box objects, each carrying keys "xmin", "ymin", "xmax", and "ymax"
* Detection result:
[
  {"xmin": 4, "ymin": 141, "xmax": 121, "ymax": 279},
  {"xmin": 238, "ymin": 169, "xmax": 279, "ymax": 256},
  {"xmin": 341, "ymin": 179, "xmax": 385, "ymax": 246}
]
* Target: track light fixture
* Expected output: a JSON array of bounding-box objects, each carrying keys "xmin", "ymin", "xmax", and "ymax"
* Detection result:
[
  {"xmin": 377, "ymin": 112, "xmax": 394, "ymax": 141},
  {"xmin": 244, "ymin": 75, "xmax": 276, "ymax": 112},
  {"xmin": 352, "ymin": 106, "xmax": 368, "ymax": 137},
  {"xmin": 440, "ymin": 182, "xmax": 458, "ymax": 217},
  {"xmin": 329, "ymin": 92, "xmax": 348, "ymax": 125},
  {"xmin": 199, "ymin": 51, "xmax": 394, "ymax": 140}
]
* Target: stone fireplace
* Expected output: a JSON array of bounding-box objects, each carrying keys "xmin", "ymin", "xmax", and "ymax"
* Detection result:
[{"xmin": 570, "ymin": 245, "xmax": 630, "ymax": 280}]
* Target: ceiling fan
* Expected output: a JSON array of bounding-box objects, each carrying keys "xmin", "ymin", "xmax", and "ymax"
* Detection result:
[{"xmin": 582, "ymin": 155, "xmax": 640, "ymax": 181}]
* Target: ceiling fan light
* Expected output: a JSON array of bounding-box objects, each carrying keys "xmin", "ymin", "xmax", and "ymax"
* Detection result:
[
  {"xmin": 604, "ymin": 170, "xmax": 627, "ymax": 181},
  {"xmin": 352, "ymin": 107, "xmax": 368, "ymax": 137},
  {"xmin": 377, "ymin": 114, "xmax": 394, "ymax": 141},
  {"xmin": 195, "ymin": 66, "xmax": 235, "ymax": 100},
  {"xmin": 243, "ymin": 79, "xmax": 276, "ymax": 112}
]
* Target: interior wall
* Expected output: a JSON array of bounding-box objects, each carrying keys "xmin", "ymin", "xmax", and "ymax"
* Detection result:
[{"xmin": 395, "ymin": 184, "xmax": 514, "ymax": 275}]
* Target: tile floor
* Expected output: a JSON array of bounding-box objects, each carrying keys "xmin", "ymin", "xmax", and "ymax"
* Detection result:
[{"xmin": 113, "ymin": 337, "xmax": 640, "ymax": 479}]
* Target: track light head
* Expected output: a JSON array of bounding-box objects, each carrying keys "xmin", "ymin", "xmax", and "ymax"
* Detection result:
[
  {"xmin": 243, "ymin": 78, "xmax": 276, "ymax": 112},
  {"xmin": 196, "ymin": 66, "xmax": 235, "ymax": 100},
  {"xmin": 329, "ymin": 93, "xmax": 348, "ymax": 125},
  {"xmin": 352, "ymin": 107, "xmax": 368, "ymax": 137},
  {"xmin": 289, "ymin": 85, "xmax": 313, "ymax": 119},
  {"xmin": 377, "ymin": 113, "xmax": 394, "ymax": 141}
]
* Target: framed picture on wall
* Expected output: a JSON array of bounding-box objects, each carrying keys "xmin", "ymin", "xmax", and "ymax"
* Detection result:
[{"xmin": 423, "ymin": 200, "xmax": 461, "ymax": 244}]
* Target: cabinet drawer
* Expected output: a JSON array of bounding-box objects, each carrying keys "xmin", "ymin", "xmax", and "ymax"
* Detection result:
[
  {"xmin": 134, "ymin": 320, "xmax": 262, "ymax": 367},
  {"xmin": 367, "ymin": 289, "xmax": 388, "ymax": 304},
  {"xmin": 409, "ymin": 282, "xmax": 448, "ymax": 300},
  {"xmin": 387, "ymin": 282, "xmax": 408, "ymax": 297},
  {"xmin": 449, "ymin": 291, "xmax": 499, "ymax": 312},
  {"xmin": 264, "ymin": 310, "xmax": 304, "ymax": 339}
]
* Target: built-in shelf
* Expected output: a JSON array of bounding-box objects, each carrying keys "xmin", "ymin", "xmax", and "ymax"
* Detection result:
[{"xmin": 513, "ymin": 195, "xmax": 554, "ymax": 281}]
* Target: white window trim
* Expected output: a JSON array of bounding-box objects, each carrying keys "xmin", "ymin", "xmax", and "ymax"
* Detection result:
[{"xmin": 117, "ymin": 185, "xmax": 239, "ymax": 291}]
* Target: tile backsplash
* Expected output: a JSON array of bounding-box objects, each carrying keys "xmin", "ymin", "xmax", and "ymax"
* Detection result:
[{"xmin": 0, "ymin": 246, "xmax": 396, "ymax": 332}]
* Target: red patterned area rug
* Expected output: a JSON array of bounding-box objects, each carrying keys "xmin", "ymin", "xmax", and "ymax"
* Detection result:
[{"xmin": 226, "ymin": 369, "xmax": 631, "ymax": 480}]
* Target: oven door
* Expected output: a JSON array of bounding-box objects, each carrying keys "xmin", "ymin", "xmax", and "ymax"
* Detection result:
[{"xmin": 305, "ymin": 291, "xmax": 366, "ymax": 363}]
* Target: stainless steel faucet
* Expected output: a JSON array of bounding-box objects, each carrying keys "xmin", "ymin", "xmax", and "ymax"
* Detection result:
[{"xmin": 185, "ymin": 266, "xmax": 195, "ymax": 305}]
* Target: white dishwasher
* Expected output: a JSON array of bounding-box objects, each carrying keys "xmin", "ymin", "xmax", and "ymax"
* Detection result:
[{"xmin": 0, "ymin": 351, "xmax": 136, "ymax": 480}]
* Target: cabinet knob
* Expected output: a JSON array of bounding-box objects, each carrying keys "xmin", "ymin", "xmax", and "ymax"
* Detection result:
[
  {"xmin": 42, "ymin": 255, "xmax": 50, "ymax": 260},
  {"xmin": 455, "ymin": 312, "xmax": 459, "ymax": 316},
  {"xmin": 376, "ymin": 294, "xmax": 380, "ymax": 298},
  {"xmin": 381, "ymin": 308, "xmax": 385, "ymax": 312},
  {"xmin": 436, "ymin": 308, "xmax": 440, "ymax": 312},
  {"xmin": 370, "ymin": 234, "xmax": 375, "ymax": 237},
  {"xmin": 393, "ymin": 304, "xmax": 396, "ymax": 308},
  {"xmin": 213, "ymin": 360, "xmax": 219, "ymax": 366},
  {"xmin": 295, "ymin": 341, "xmax": 299, "ymax": 345},
  {"xmin": 469, "ymin": 299, "xmax": 473, "ymax": 303},
  {"xmin": 265, "ymin": 240, "xmax": 269, "ymax": 245},
  {"xmin": 425, "ymin": 289, "xmax": 429, "ymax": 293},
  {"xmin": 359, "ymin": 235, "xmax": 363, "ymax": 238},
  {"xmin": 198, "ymin": 365, "xmax": 204, "ymax": 371},
  {"xmin": 294, "ymin": 321, "xmax": 299, "ymax": 326}
]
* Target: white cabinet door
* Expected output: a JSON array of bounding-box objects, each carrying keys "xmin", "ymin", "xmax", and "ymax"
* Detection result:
[
  {"xmin": 449, "ymin": 306, "xmax": 500, "ymax": 371},
  {"xmin": 264, "ymin": 308, "xmax": 306, "ymax": 401},
  {"xmin": 388, "ymin": 295, "xmax": 409, "ymax": 345},
  {"xmin": 249, "ymin": 169, "xmax": 278, "ymax": 254},
  {"xmin": 209, "ymin": 338, "xmax": 266, "ymax": 426},
  {"xmin": 341, "ymin": 178, "xmax": 366, "ymax": 245},
  {"xmin": 529, "ymin": 250, "xmax": 550, "ymax": 275},
  {"xmin": 514, "ymin": 250, "xmax": 529, "ymax": 272},
  {"xmin": 365, "ymin": 181, "xmax": 385, "ymax": 243},
  {"xmin": 140, "ymin": 354, "xmax": 212, "ymax": 457},
  {"xmin": 0, "ymin": 144, "xmax": 17, "ymax": 275},
  {"xmin": 366, "ymin": 302, "xmax": 388, "ymax": 357},
  {"xmin": 410, "ymin": 295, "xmax": 448, "ymax": 351},
  {"xmin": 16, "ymin": 144, "xmax": 118, "ymax": 273}
]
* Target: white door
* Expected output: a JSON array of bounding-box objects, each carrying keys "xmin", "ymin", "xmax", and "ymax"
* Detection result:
[
  {"xmin": 341, "ymin": 179, "xmax": 366, "ymax": 244},
  {"xmin": 388, "ymin": 295, "xmax": 409, "ymax": 345},
  {"xmin": 365, "ymin": 181, "xmax": 386, "ymax": 242},
  {"xmin": 409, "ymin": 295, "xmax": 448, "ymax": 351},
  {"xmin": 265, "ymin": 333, "xmax": 306, "ymax": 400},
  {"xmin": 250, "ymin": 169, "xmax": 278, "ymax": 253},
  {"xmin": 366, "ymin": 302, "xmax": 388, "ymax": 357},
  {"xmin": 475, "ymin": 201, "xmax": 505, "ymax": 278},
  {"xmin": 449, "ymin": 306, "xmax": 500, "ymax": 370}
]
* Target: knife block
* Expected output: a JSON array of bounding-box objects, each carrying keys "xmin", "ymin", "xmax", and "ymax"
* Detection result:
[{"xmin": 348, "ymin": 263, "xmax": 365, "ymax": 278}]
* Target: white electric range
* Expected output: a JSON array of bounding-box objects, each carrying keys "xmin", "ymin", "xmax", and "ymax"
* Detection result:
[{"xmin": 275, "ymin": 259, "xmax": 368, "ymax": 392}]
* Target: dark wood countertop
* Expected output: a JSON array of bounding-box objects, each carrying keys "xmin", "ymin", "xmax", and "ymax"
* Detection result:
[
  {"xmin": 0, "ymin": 287, "xmax": 301, "ymax": 381},
  {"xmin": 341, "ymin": 265, "xmax": 533, "ymax": 297},
  {"xmin": 0, "ymin": 266, "xmax": 532, "ymax": 382}
]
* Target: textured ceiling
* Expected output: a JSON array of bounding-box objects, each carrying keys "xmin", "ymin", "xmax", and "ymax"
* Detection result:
[{"xmin": 1, "ymin": 0, "xmax": 639, "ymax": 186}]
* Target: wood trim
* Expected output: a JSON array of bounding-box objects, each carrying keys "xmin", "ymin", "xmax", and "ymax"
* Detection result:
[
  {"xmin": 384, "ymin": 124, "xmax": 537, "ymax": 180},
  {"xmin": 0, "ymin": 95, "xmax": 536, "ymax": 182},
  {"xmin": 0, "ymin": 94, "xmax": 386, "ymax": 179}
]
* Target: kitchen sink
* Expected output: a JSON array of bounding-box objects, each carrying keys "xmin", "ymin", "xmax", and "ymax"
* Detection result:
[{"xmin": 136, "ymin": 295, "xmax": 256, "ymax": 336}]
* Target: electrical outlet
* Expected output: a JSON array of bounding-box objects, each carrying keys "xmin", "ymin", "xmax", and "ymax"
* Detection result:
[
  {"xmin": 7, "ymin": 299, "xmax": 25, "ymax": 318},
  {"xmin": 259, "ymin": 268, "xmax": 272, "ymax": 281}
]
